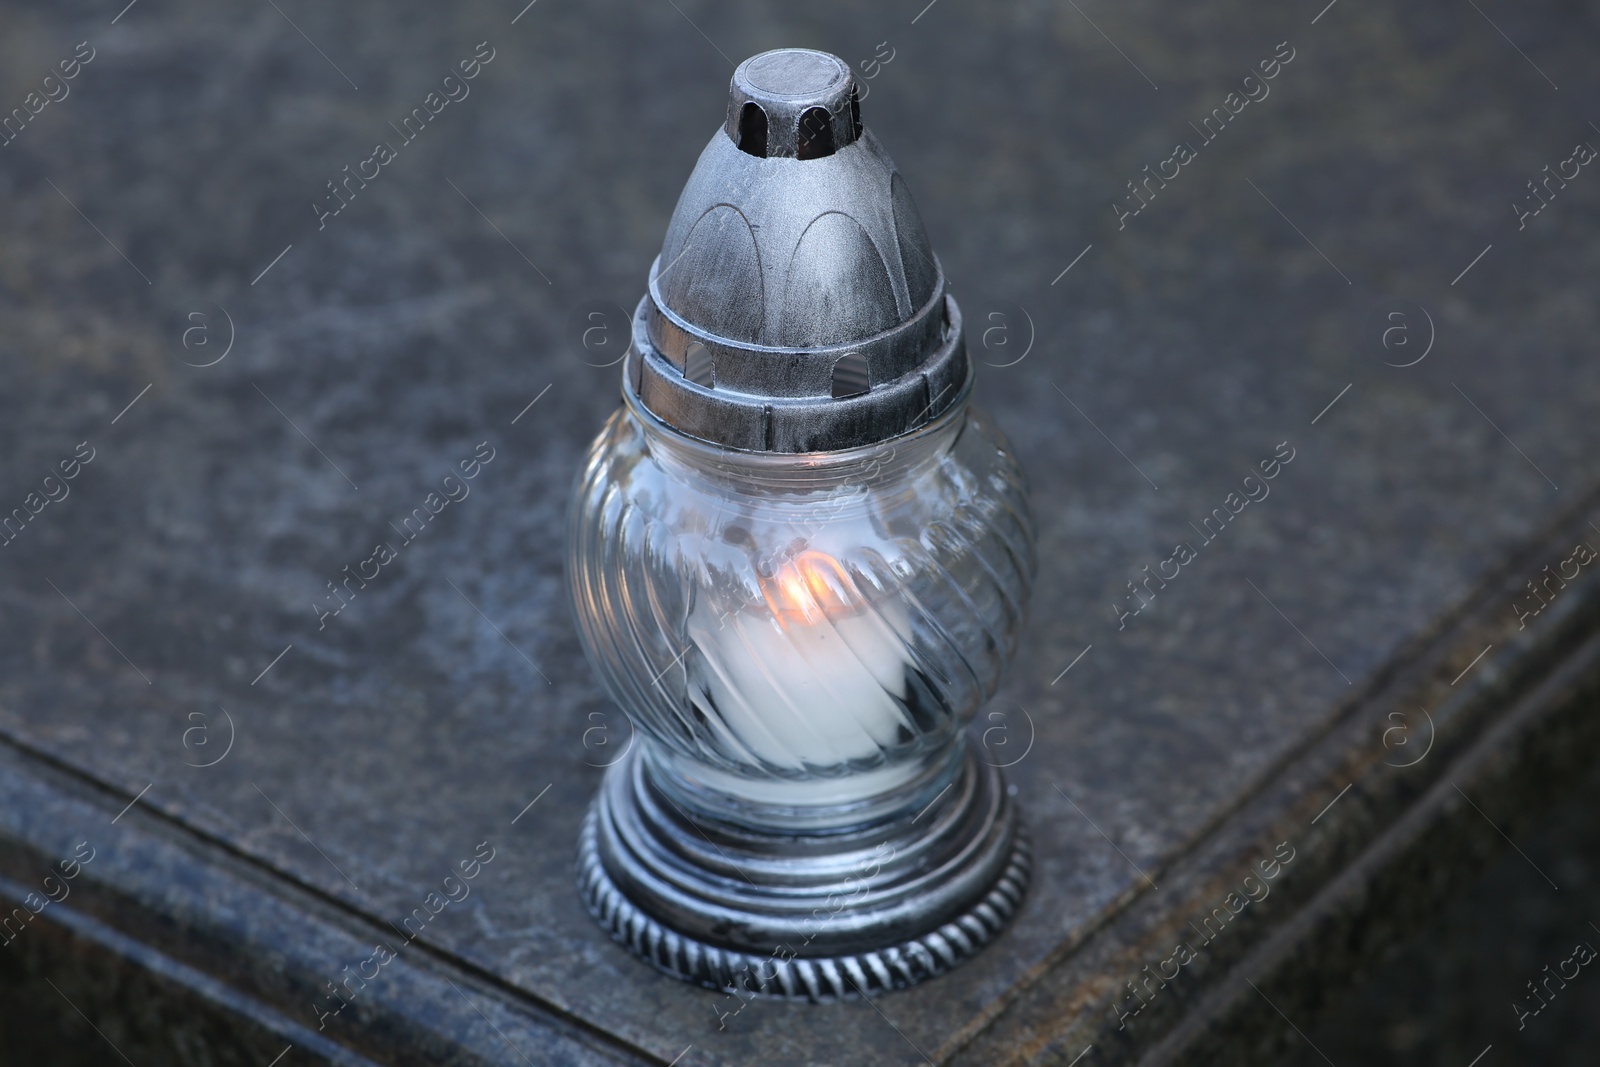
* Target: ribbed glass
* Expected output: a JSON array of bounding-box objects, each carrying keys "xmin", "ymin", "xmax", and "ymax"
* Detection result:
[{"xmin": 567, "ymin": 387, "xmax": 1035, "ymax": 813}]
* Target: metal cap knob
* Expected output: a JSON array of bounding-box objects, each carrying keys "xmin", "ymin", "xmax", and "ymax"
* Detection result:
[
  {"xmin": 626, "ymin": 48, "xmax": 969, "ymax": 453},
  {"xmin": 724, "ymin": 48, "xmax": 861, "ymax": 160}
]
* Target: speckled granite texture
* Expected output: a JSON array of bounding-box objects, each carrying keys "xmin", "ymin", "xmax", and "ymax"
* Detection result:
[
  {"xmin": 1, "ymin": 0, "xmax": 1599, "ymax": 1063},
  {"xmin": 1275, "ymin": 761, "xmax": 1600, "ymax": 1067}
]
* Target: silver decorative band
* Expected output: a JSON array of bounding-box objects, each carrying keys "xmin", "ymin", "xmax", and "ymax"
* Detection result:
[{"xmin": 575, "ymin": 745, "xmax": 1032, "ymax": 999}]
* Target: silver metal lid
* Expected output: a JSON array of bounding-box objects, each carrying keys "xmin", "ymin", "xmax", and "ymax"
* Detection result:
[{"xmin": 625, "ymin": 48, "xmax": 969, "ymax": 453}]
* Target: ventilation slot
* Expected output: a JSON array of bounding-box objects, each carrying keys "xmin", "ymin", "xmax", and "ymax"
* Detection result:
[
  {"xmin": 849, "ymin": 86, "xmax": 862, "ymax": 141},
  {"xmin": 684, "ymin": 342, "xmax": 716, "ymax": 388},
  {"xmin": 830, "ymin": 352, "xmax": 870, "ymax": 398},
  {"xmin": 796, "ymin": 106, "xmax": 836, "ymax": 160},
  {"xmin": 737, "ymin": 102, "xmax": 768, "ymax": 158}
]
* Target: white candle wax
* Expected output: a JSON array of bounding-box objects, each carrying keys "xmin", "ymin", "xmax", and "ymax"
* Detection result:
[{"xmin": 687, "ymin": 552, "xmax": 913, "ymax": 769}]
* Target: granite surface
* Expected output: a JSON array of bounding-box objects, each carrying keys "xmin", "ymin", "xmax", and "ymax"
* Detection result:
[
  {"xmin": 2, "ymin": 0, "xmax": 1599, "ymax": 1063},
  {"xmin": 1277, "ymin": 760, "xmax": 1600, "ymax": 1067}
]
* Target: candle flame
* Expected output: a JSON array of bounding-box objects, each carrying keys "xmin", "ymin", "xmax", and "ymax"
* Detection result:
[{"xmin": 762, "ymin": 550, "xmax": 857, "ymax": 626}]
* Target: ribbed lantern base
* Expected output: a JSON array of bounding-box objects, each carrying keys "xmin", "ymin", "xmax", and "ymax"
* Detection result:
[{"xmin": 576, "ymin": 738, "xmax": 1031, "ymax": 1000}]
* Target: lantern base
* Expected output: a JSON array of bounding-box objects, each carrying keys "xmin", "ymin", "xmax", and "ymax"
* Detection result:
[{"xmin": 576, "ymin": 737, "xmax": 1030, "ymax": 999}]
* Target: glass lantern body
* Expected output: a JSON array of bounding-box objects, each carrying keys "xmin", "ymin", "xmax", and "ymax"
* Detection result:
[{"xmin": 567, "ymin": 387, "xmax": 1035, "ymax": 832}]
